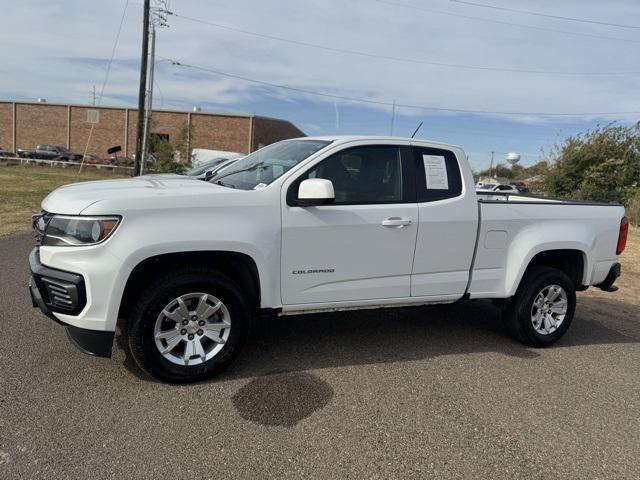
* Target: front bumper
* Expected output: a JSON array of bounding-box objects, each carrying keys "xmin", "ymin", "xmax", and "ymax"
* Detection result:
[{"xmin": 29, "ymin": 248, "xmax": 114, "ymax": 357}]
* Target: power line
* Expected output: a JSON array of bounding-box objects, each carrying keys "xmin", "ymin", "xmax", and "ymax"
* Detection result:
[
  {"xmin": 450, "ymin": 0, "xmax": 640, "ymax": 30},
  {"xmin": 165, "ymin": 10, "xmax": 639, "ymax": 76},
  {"xmin": 161, "ymin": 57, "xmax": 640, "ymax": 118},
  {"xmin": 376, "ymin": 0, "xmax": 640, "ymax": 44},
  {"xmin": 79, "ymin": 0, "xmax": 129, "ymax": 173}
]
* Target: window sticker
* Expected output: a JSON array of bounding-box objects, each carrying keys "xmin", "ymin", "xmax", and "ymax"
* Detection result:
[{"xmin": 422, "ymin": 155, "xmax": 449, "ymax": 190}]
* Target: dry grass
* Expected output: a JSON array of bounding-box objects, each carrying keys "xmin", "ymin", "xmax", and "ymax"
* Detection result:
[
  {"xmin": 582, "ymin": 226, "xmax": 638, "ymax": 305},
  {"xmin": 621, "ymin": 226, "xmax": 639, "ymax": 277},
  {"xmin": 0, "ymin": 164, "xmax": 128, "ymax": 237}
]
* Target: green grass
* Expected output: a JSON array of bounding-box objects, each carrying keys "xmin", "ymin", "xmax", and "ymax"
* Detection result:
[{"xmin": 0, "ymin": 164, "xmax": 128, "ymax": 237}]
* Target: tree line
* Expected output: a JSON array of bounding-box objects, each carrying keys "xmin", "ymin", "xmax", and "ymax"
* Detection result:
[{"xmin": 475, "ymin": 122, "xmax": 640, "ymax": 225}]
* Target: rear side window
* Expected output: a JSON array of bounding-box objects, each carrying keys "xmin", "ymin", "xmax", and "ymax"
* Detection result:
[{"xmin": 412, "ymin": 146, "xmax": 463, "ymax": 202}]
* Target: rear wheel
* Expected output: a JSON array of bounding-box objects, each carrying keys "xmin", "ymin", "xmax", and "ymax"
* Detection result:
[
  {"xmin": 126, "ymin": 267, "xmax": 249, "ymax": 383},
  {"xmin": 505, "ymin": 266, "xmax": 576, "ymax": 347}
]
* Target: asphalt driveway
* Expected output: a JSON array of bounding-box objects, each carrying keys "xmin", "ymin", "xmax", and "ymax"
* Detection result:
[{"xmin": 1, "ymin": 232, "xmax": 638, "ymax": 479}]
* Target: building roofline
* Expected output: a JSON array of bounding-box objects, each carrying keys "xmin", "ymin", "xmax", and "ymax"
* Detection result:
[{"xmin": 0, "ymin": 99, "xmax": 300, "ymax": 127}]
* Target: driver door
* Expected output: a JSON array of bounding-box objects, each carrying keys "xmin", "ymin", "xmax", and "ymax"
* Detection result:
[{"xmin": 280, "ymin": 142, "xmax": 418, "ymax": 305}]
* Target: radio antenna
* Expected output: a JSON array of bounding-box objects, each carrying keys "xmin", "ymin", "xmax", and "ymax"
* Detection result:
[{"xmin": 411, "ymin": 121, "xmax": 423, "ymax": 138}]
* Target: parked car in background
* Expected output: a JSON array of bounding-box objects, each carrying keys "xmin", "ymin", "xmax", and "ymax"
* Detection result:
[
  {"xmin": 493, "ymin": 184, "xmax": 520, "ymax": 193},
  {"xmin": 477, "ymin": 183, "xmax": 519, "ymax": 194},
  {"xmin": 0, "ymin": 147, "xmax": 15, "ymax": 158},
  {"xmin": 186, "ymin": 157, "xmax": 241, "ymax": 180},
  {"xmin": 191, "ymin": 148, "xmax": 243, "ymax": 166},
  {"xmin": 510, "ymin": 181, "xmax": 530, "ymax": 193},
  {"xmin": 476, "ymin": 182, "xmax": 498, "ymax": 191},
  {"xmin": 17, "ymin": 144, "xmax": 83, "ymax": 162}
]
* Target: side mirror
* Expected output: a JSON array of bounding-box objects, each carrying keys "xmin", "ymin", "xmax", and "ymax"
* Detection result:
[
  {"xmin": 204, "ymin": 170, "xmax": 214, "ymax": 181},
  {"xmin": 297, "ymin": 178, "xmax": 335, "ymax": 206}
]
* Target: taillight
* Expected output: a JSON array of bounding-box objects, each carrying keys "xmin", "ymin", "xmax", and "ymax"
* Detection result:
[{"xmin": 616, "ymin": 216, "xmax": 629, "ymax": 255}]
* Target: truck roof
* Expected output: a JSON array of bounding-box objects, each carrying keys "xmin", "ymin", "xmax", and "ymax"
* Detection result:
[{"xmin": 300, "ymin": 135, "xmax": 463, "ymax": 151}]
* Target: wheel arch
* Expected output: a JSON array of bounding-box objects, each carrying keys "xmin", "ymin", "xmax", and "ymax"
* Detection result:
[
  {"xmin": 510, "ymin": 248, "xmax": 587, "ymax": 296},
  {"xmin": 117, "ymin": 250, "xmax": 261, "ymax": 325}
]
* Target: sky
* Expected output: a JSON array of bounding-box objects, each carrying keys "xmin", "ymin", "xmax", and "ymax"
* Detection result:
[{"xmin": 1, "ymin": 0, "xmax": 640, "ymax": 170}]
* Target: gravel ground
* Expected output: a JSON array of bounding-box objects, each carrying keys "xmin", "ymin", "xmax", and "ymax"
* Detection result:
[{"xmin": 1, "ymin": 232, "xmax": 638, "ymax": 479}]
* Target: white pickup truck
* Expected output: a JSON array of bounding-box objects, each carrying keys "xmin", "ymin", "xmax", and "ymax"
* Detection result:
[{"xmin": 29, "ymin": 136, "xmax": 628, "ymax": 382}]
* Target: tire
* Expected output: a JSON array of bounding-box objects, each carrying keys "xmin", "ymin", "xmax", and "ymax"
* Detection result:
[
  {"xmin": 504, "ymin": 266, "xmax": 576, "ymax": 347},
  {"xmin": 126, "ymin": 267, "xmax": 249, "ymax": 383}
]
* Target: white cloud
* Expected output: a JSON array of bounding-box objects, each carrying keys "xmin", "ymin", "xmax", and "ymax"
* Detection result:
[{"xmin": 1, "ymin": 0, "xmax": 640, "ymax": 124}]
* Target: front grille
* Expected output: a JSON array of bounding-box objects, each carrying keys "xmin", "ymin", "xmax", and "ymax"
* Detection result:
[{"xmin": 29, "ymin": 248, "xmax": 87, "ymax": 316}]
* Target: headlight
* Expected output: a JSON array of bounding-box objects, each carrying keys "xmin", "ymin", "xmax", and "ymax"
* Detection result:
[{"xmin": 42, "ymin": 215, "xmax": 121, "ymax": 246}]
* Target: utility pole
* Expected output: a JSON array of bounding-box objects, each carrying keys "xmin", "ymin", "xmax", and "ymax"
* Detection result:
[
  {"xmin": 91, "ymin": 85, "xmax": 96, "ymax": 106},
  {"xmin": 390, "ymin": 100, "xmax": 396, "ymax": 136},
  {"xmin": 489, "ymin": 151, "xmax": 496, "ymax": 178},
  {"xmin": 140, "ymin": 24, "xmax": 156, "ymax": 176},
  {"xmin": 134, "ymin": 0, "xmax": 151, "ymax": 176}
]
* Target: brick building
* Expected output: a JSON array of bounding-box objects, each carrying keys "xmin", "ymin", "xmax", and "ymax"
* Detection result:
[{"xmin": 0, "ymin": 101, "xmax": 305, "ymax": 158}]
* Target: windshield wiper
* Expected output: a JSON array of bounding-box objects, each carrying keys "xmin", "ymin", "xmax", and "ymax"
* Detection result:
[
  {"xmin": 215, "ymin": 179, "xmax": 236, "ymax": 189},
  {"xmin": 213, "ymin": 161, "xmax": 266, "ymax": 182}
]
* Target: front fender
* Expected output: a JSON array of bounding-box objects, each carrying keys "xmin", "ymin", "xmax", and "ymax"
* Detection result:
[{"xmin": 107, "ymin": 209, "xmax": 281, "ymax": 317}]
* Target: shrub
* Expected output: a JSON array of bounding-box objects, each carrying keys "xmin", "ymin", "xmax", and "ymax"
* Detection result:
[
  {"xmin": 146, "ymin": 123, "xmax": 194, "ymax": 174},
  {"xmin": 545, "ymin": 122, "xmax": 640, "ymax": 205}
]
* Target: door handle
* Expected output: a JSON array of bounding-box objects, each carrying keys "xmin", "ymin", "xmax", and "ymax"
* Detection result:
[{"xmin": 381, "ymin": 217, "xmax": 412, "ymax": 228}]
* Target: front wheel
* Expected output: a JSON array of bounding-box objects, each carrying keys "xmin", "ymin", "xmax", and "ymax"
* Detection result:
[
  {"xmin": 504, "ymin": 266, "xmax": 576, "ymax": 347},
  {"xmin": 126, "ymin": 267, "xmax": 249, "ymax": 383}
]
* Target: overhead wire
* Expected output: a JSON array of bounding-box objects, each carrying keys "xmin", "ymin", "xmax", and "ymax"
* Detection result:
[
  {"xmin": 79, "ymin": 0, "xmax": 130, "ymax": 173},
  {"xmin": 164, "ymin": 10, "xmax": 640, "ymax": 75},
  {"xmin": 375, "ymin": 0, "xmax": 640, "ymax": 44},
  {"xmin": 450, "ymin": 0, "xmax": 640, "ymax": 30},
  {"xmin": 160, "ymin": 57, "xmax": 640, "ymax": 118}
]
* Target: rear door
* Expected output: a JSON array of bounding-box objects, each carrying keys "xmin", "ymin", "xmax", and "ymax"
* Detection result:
[
  {"xmin": 280, "ymin": 142, "xmax": 418, "ymax": 305},
  {"xmin": 410, "ymin": 145, "xmax": 478, "ymax": 297}
]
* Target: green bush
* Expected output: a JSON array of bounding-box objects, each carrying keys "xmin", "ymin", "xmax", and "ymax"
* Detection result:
[
  {"xmin": 578, "ymin": 158, "xmax": 627, "ymax": 203},
  {"xmin": 546, "ymin": 123, "xmax": 640, "ymax": 205},
  {"xmin": 146, "ymin": 123, "xmax": 194, "ymax": 174}
]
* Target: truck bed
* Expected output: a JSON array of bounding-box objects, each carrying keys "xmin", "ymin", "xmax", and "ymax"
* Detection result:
[{"xmin": 468, "ymin": 192, "xmax": 624, "ymax": 299}]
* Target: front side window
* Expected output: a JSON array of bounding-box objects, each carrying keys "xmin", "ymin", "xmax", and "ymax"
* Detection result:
[
  {"xmin": 211, "ymin": 139, "xmax": 331, "ymax": 190},
  {"xmin": 298, "ymin": 146, "xmax": 402, "ymax": 204}
]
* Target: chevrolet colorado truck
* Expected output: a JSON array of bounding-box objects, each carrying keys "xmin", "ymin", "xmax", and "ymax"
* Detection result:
[{"xmin": 29, "ymin": 136, "xmax": 628, "ymax": 382}]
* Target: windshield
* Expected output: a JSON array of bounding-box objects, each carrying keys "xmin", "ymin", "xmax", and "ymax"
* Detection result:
[
  {"xmin": 210, "ymin": 139, "xmax": 331, "ymax": 190},
  {"xmin": 477, "ymin": 184, "xmax": 497, "ymax": 190}
]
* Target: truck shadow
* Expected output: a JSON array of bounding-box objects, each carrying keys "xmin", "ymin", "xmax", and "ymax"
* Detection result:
[{"xmin": 118, "ymin": 296, "xmax": 638, "ymax": 383}]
